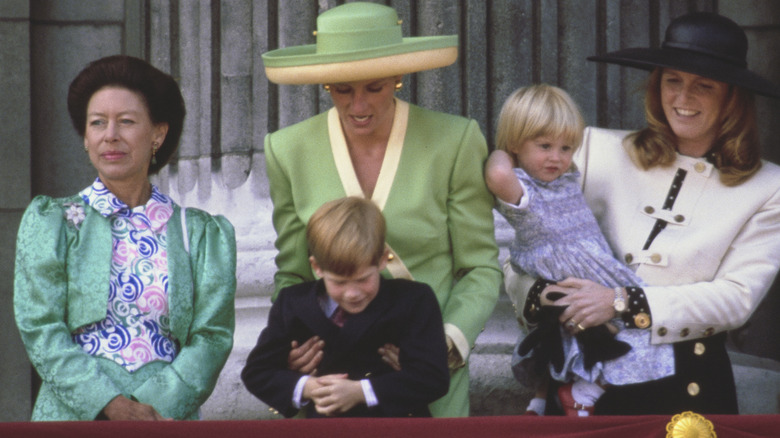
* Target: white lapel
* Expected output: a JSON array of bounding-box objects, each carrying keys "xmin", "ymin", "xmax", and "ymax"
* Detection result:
[{"xmin": 327, "ymin": 99, "xmax": 413, "ymax": 280}]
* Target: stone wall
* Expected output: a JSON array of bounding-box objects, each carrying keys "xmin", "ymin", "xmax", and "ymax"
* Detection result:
[
  {"xmin": 1, "ymin": 0, "xmax": 779, "ymax": 421},
  {"xmin": 0, "ymin": 0, "xmax": 32, "ymax": 422}
]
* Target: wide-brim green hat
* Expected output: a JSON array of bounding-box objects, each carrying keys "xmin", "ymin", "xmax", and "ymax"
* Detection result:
[{"xmin": 262, "ymin": 2, "xmax": 458, "ymax": 85}]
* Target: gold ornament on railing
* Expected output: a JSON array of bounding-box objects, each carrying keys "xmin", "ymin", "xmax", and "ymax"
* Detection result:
[{"xmin": 666, "ymin": 411, "xmax": 716, "ymax": 438}]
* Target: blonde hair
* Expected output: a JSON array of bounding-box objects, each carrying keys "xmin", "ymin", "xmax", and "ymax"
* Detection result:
[
  {"xmin": 306, "ymin": 197, "xmax": 386, "ymax": 276},
  {"xmin": 495, "ymin": 83, "xmax": 585, "ymax": 163},
  {"xmin": 629, "ymin": 68, "xmax": 761, "ymax": 186}
]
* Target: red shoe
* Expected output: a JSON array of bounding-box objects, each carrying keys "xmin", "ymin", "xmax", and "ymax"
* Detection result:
[{"xmin": 557, "ymin": 383, "xmax": 594, "ymax": 416}]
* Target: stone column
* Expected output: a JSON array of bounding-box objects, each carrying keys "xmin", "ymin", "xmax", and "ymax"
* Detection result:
[{"xmin": 0, "ymin": 0, "xmax": 32, "ymax": 421}]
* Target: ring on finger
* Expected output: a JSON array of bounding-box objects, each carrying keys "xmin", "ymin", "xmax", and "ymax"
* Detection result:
[{"xmin": 576, "ymin": 323, "xmax": 586, "ymax": 331}]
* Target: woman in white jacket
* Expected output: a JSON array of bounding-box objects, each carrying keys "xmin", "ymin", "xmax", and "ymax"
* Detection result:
[{"xmin": 507, "ymin": 11, "xmax": 780, "ymax": 415}]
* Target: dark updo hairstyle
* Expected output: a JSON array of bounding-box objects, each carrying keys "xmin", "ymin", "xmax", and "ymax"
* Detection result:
[{"xmin": 67, "ymin": 55, "xmax": 186, "ymax": 174}]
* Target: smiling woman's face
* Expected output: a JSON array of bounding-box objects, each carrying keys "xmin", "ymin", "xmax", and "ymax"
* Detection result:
[
  {"xmin": 660, "ymin": 69, "xmax": 729, "ymax": 157},
  {"xmin": 327, "ymin": 76, "xmax": 399, "ymax": 140},
  {"xmin": 84, "ymin": 86, "xmax": 168, "ymax": 187}
]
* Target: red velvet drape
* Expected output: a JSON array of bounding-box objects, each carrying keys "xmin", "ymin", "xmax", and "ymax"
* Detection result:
[{"xmin": 2, "ymin": 415, "xmax": 778, "ymax": 438}]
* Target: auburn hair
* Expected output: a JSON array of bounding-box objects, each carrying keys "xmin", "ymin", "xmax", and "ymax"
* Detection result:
[
  {"xmin": 628, "ymin": 68, "xmax": 761, "ymax": 186},
  {"xmin": 306, "ymin": 197, "xmax": 386, "ymax": 276}
]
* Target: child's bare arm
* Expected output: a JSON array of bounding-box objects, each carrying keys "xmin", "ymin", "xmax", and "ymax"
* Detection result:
[{"xmin": 485, "ymin": 150, "xmax": 524, "ymax": 205}]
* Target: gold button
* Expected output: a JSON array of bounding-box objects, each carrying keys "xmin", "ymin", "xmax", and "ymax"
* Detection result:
[
  {"xmin": 365, "ymin": 372, "xmax": 372, "ymax": 377},
  {"xmin": 657, "ymin": 326, "xmax": 667, "ymax": 336},
  {"xmin": 634, "ymin": 313, "xmax": 651, "ymax": 329},
  {"xmin": 687, "ymin": 382, "xmax": 700, "ymax": 396},
  {"xmin": 674, "ymin": 214, "xmax": 685, "ymax": 223},
  {"xmin": 694, "ymin": 162, "xmax": 706, "ymax": 173},
  {"xmin": 387, "ymin": 253, "xmax": 394, "ymax": 261},
  {"xmin": 680, "ymin": 328, "xmax": 690, "ymax": 337},
  {"xmin": 650, "ymin": 253, "xmax": 662, "ymax": 263},
  {"xmin": 694, "ymin": 342, "xmax": 706, "ymax": 355},
  {"xmin": 703, "ymin": 327, "xmax": 715, "ymax": 337},
  {"xmin": 625, "ymin": 253, "xmax": 634, "ymax": 264},
  {"xmin": 644, "ymin": 206, "xmax": 655, "ymax": 214}
]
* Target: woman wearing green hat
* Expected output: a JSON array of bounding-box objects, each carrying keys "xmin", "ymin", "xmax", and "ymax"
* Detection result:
[{"xmin": 259, "ymin": 2, "xmax": 501, "ymax": 417}]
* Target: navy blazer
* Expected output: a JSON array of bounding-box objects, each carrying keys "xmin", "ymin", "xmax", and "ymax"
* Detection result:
[{"xmin": 241, "ymin": 277, "xmax": 449, "ymax": 418}]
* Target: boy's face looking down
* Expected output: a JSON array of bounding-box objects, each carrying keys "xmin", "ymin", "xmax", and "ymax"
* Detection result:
[{"xmin": 310, "ymin": 256, "xmax": 388, "ymax": 315}]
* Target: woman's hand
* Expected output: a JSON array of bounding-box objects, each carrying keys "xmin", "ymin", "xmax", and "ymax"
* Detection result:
[
  {"xmin": 102, "ymin": 395, "xmax": 170, "ymax": 421},
  {"xmin": 545, "ymin": 278, "xmax": 616, "ymax": 331},
  {"xmin": 540, "ymin": 286, "xmax": 569, "ymax": 306},
  {"xmin": 378, "ymin": 343, "xmax": 401, "ymax": 371},
  {"xmin": 288, "ymin": 336, "xmax": 325, "ymax": 375}
]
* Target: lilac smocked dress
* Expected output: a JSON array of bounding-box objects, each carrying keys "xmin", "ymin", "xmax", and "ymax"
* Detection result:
[{"xmin": 497, "ymin": 168, "xmax": 674, "ymax": 385}]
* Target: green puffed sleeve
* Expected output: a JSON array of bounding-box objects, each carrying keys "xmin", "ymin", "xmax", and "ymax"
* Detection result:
[
  {"xmin": 132, "ymin": 207, "xmax": 236, "ymax": 419},
  {"xmin": 14, "ymin": 195, "xmax": 122, "ymax": 420}
]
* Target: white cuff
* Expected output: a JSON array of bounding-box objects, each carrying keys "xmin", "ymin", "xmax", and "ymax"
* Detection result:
[
  {"xmin": 292, "ymin": 375, "xmax": 310, "ymax": 409},
  {"xmin": 444, "ymin": 322, "xmax": 469, "ymax": 364},
  {"xmin": 361, "ymin": 379, "xmax": 378, "ymax": 407}
]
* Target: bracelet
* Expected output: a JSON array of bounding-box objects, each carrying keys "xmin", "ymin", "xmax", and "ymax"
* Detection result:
[
  {"xmin": 523, "ymin": 278, "xmax": 556, "ymax": 324},
  {"xmin": 613, "ymin": 287, "xmax": 627, "ymax": 314}
]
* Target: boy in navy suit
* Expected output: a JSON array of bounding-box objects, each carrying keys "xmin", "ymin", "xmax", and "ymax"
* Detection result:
[{"xmin": 242, "ymin": 197, "xmax": 449, "ymax": 417}]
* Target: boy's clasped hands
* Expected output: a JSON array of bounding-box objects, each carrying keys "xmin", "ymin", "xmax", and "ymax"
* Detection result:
[
  {"xmin": 289, "ymin": 336, "xmax": 403, "ymax": 416},
  {"xmin": 303, "ymin": 373, "xmax": 363, "ymax": 416}
]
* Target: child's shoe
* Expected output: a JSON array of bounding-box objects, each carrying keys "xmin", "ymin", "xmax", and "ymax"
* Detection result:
[
  {"xmin": 557, "ymin": 383, "xmax": 594, "ymax": 417},
  {"xmin": 524, "ymin": 397, "xmax": 545, "ymax": 416}
]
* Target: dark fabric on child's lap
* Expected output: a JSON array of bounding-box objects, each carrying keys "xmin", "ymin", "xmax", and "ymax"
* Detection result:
[{"xmin": 518, "ymin": 293, "xmax": 631, "ymax": 374}]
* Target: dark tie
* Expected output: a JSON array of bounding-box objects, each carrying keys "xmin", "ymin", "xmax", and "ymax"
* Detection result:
[{"xmin": 331, "ymin": 307, "xmax": 348, "ymax": 328}]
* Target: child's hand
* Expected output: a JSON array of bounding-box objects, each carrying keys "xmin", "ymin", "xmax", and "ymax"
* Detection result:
[
  {"xmin": 301, "ymin": 375, "xmax": 326, "ymax": 401},
  {"xmin": 310, "ymin": 374, "xmax": 365, "ymax": 416}
]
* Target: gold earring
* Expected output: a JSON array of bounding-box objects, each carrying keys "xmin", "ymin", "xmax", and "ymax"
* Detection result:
[
  {"xmin": 323, "ymin": 84, "xmax": 331, "ymax": 92},
  {"xmin": 394, "ymin": 81, "xmax": 403, "ymax": 91}
]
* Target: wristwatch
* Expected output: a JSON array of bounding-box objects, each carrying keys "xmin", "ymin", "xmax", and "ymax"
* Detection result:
[{"xmin": 613, "ymin": 287, "xmax": 627, "ymax": 314}]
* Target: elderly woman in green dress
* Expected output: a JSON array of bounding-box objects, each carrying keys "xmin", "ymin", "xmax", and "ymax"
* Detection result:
[{"xmin": 14, "ymin": 55, "xmax": 236, "ymax": 420}]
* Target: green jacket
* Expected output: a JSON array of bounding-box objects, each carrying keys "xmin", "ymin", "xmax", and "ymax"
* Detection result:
[
  {"xmin": 265, "ymin": 102, "xmax": 502, "ymax": 417},
  {"xmin": 14, "ymin": 195, "xmax": 236, "ymax": 420}
]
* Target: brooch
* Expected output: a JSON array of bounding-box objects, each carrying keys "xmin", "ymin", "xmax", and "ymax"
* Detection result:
[
  {"xmin": 64, "ymin": 203, "xmax": 86, "ymax": 230},
  {"xmin": 666, "ymin": 411, "xmax": 716, "ymax": 438}
]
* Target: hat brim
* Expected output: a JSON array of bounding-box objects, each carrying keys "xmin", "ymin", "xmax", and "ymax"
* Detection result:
[
  {"xmin": 588, "ymin": 48, "xmax": 780, "ymax": 99},
  {"xmin": 263, "ymin": 35, "xmax": 458, "ymax": 84}
]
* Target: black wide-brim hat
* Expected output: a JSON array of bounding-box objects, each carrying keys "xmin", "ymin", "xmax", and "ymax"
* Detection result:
[{"xmin": 588, "ymin": 12, "xmax": 780, "ymax": 99}]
